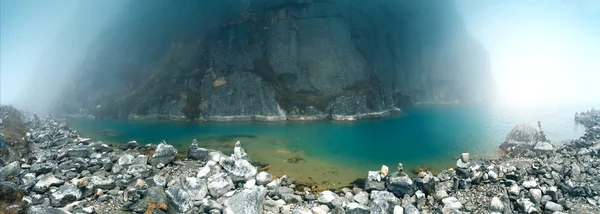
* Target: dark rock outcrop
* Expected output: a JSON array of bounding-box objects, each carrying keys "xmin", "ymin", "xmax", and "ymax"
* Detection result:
[{"xmin": 53, "ymin": 0, "xmax": 493, "ymax": 122}]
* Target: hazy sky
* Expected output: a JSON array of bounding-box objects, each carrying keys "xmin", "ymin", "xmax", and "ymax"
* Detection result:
[
  {"xmin": 1, "ymin": 0, "xmax": 599, "ymax": 109},
  {"xmin": 455, "ymin": 0, "xmax": 600, "ymax": 107},
  {"xmin": 0, "ymin": 0, "xmax": 79, "ymax": 104}
]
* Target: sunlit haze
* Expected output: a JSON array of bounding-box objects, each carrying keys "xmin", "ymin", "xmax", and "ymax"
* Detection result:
[{"xmin": 456, "ymin": 0, "xmax": 600, "ymax": 108}]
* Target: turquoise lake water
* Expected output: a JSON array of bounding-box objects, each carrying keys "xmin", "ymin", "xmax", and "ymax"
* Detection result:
[{"xmin": 67, "ymin": 103, "xmax": 596, "ymax": 186}]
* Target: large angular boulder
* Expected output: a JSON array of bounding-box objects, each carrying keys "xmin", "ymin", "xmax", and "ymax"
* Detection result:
[
  {"xmin": 90, "ymin": 175, "xmax": 115, "ymax": 189},
  {"xmin": 197, "ymin": 160, "xmax": 221, "ymax": 179},
  {"xmin": 223, "ymin": 186, "xmax": 267, "ymax": 214},
  {"xmin": 317, "ymin": 190, "xmax": 343, "ymax": 208},
  {"xmin": 167, "ymin": 184, "xmax": 193, "ymax": 213},
  {"xmin": 347, "ymin": 202, "xmax": 369, "ymax": 214},
  {"xmin": 182, "ymin": 177, "xmax": 208, "ymax": 201},
  {"xmin": 66, "ymin": 145, "xmax": 90, "ymax": 158},
  {"xmin": 0, "ymin": 161, "xmax": 20, "ymax": 181},
  {"xmin": 220, "ymin": 157, "xmax": 257, "ymax": 183},
  {"xmin": 50, "ymin": 183, "xmax": 82, "ymax": 207},
  {"xmin": 33, "ymin": 174, "xmax": 64, "ymax": 193},
  {"xmin": 27, "ymin": 205, "xmax": 69, "ymax": 214},
  {"xmin": 500, "ymin": 122, "xmax": 550, "ymax": 157},
  {"xmin": 207, "ymin": 172, "xmax": 234, "ymax": 198},
  {"xmin": 387, "ymin": 176, "xmax": 416, "ymax": 198},
  {"xmin": 150, "ymin": 141, "xmax": 177, "ymax": 166},
  {"xmin": 365, "ymin": 171, "xmax": 385, "ymax": 192},
  {"xmin": 255, "ymin": 171, "xmax": 273, "ymax": 186},
  {"xmin": 117, "ymin": 154, "xmax": 136, "ymax": 167},
  {"xmin": 126, "ymin": 164, "xmax": 152, "ymax": 178},
  {"xmin": 30, "ymin": 162, "xmax": 57, "ymax": 175}
]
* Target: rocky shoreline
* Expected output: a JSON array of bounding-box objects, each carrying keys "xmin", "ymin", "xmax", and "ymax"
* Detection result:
[{"xmin": 0, "ymin": 106, "xmax": 599, "ymax": 214}]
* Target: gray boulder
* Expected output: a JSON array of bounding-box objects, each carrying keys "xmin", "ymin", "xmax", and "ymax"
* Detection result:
[
  {"xmin": 346, "ymin": 202, "xmax": 369, "ymax": 214},
  {"xmin": 489, "ymin": 196, "xmax": 504, "ymax": 212},
  {"xmin": 370, "ymin": 199, "xmax": 390, "ymax": 214},
  {"xmin": 20, "ymin": 173, "xmax": 37, "ymax": 189},
  {"xmin": 353, "ymin": 191, "xmax": 369, "ymax": 205},
  {"xmin": 126, "ymin": 164, "xmax": 152, "ymax": 178},
  {"xmin": 32, "ymin": 174, "xmax": 64, "ymax": 193},
  {"xmin": 207, "ymin": 172, "xmax": 234, "ymax": 198},
  {"xmin": 220, "ymin": 157, "xmax": 257, "ymax": 182},
  {"xmin": 370, "ymin": 190, "xmax": 399, "ymax": 205},
  {"xmin": 117, "ymin": 154, "xmax": 135, "ymax": 167},
  {"xmin": 317, "ymin": 190, "xmax": 343, "ymax": 208},
  {"xmin": 441, "ymin": 197, "xmax": 462, "ymax": 213},
  {"xmin": 281, "ymin": 193, "xmax": 303, "ymax": 204},
  {"xmin": 66, "ymin": 145, "xmax": 90, "ymax": 158},
  {"xmin": 135, "ymin": 155, "xmax": 148, "ymax": 165},
  {"xmin": 30, "ymin": 162, "xmax": 56, "ymax": 175},
  {"xmin": 27, "ymin": 205, "xmax": 69, "ymax": 214},
  {"xmin": 223, "ymin": 186, "xmax": 267, "ymax": 214},
  {"xmin": 256, "ymin": 171, "xmax": 273, "ymax": 185},
  {"xmin": 387, "ymin": 176, "xmax": 416, "ymax": 198},
  {"xmin": 50, "ymin": 183, "xmax": 82, "ymax": 207},
  {"xmin": 150, "ymin": 141, "xmax": 177, "ymax": 166},
  {"xmin": 151, "ymin": 174, "xmax": 167, "ymax": 187},
  {"xmin": 544, "ymin": 201, "xmax": 563, "ymax": 212},
  {"xmin": 188, "ymin": 144, "xmax": 210, "ymax": 161},
  {"xmin": 126, "ymin": 141, "xmax": 139, "ymax": 149},
  {"xmin": 182, "ymin": 177, "xmax": 208, "ymax": 201},
  {"xmin": 533, "ymin": 141, "xmax": 555, "ymax": 154},
  {"xmin": 197, "ymin": 160, "xmax": 221, "ymax": 179},
  {"xmin": 500, "ymin": 123, "xmax": 548, "ymax": 157},
  {"xmin": 0, "ymin": 161, "xmax": 21, "ymax": 181},
  {"xmin": 90, "ymin": 175, "xmax": 115, "ymax": 189},
  {"xmin": 167, "ymin": 184, "xmax": 193, "ymax": 213},
  {"xmin": 365, "ymin": 171, "xmax": 385, "ymax": 191}
]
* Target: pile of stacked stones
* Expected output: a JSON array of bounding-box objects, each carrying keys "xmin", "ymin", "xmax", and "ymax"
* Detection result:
[{"xmin": 0, "ymin": 109, "xmax": 599, "ymax": 214}]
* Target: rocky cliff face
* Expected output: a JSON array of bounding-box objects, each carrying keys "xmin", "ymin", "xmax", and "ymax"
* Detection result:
[{"xmin": 55, "ymin": 0, "xmax": 493, "ymax": 121}]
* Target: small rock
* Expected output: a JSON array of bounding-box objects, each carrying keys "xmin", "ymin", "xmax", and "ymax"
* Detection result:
[
  {"xmin": 530, "ymin": 188, "xmax": 542, "ymax": 204},
  {"xmin": 522, "ymin": 180, "xmax": 538, "ymax": 189},
  {"xmin": 441, "ymin": 197, "xmax": 462, "ymax": 212},
  {"xmin": 255, "ymin": 171, "xmax": 273, "ymax": 185},
  {"xmin": 544, "ymin": 201, "xmax": 564, "ymax": 212},
  {"xmin": 489, "ymin": 196, "xmax": 504, "ymax": 212}
]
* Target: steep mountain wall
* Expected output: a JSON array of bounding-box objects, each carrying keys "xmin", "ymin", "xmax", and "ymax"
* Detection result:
[{"xmin": 55, "ymin": 0, "xmax": 493, "ymax": 121}]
